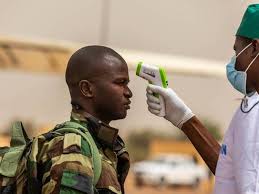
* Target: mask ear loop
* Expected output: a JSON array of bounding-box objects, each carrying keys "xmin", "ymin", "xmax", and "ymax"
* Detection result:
[
  {"xmin": 236, "ymin": 43, "xmax": 254, "ymax": 104},
  {"xmin": 242, "ymin": 49, "xmax": 259, "ymax": 108},
  {"xmin": 245, "ymin": 52, "xmax": 259, "ymax": 72},
  {"xmin": 236, "ymin": 43, "xmax": 252, "ymax": 58}
]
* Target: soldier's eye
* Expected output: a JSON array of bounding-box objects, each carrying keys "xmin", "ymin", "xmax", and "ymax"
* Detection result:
[{"xmin": 116, "ymin": 79, "xmax": 126, "ymax": 84}]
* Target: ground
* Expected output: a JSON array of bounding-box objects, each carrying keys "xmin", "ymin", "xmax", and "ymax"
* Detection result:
[{"xmin": 125, "ymin": 172, "xmax": 213, "ymax": 194}]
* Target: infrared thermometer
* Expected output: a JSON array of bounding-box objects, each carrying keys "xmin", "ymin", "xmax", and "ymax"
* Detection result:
[{"xmin": 136, "ymin": 62, "xmax": 168, "ymax": 117}]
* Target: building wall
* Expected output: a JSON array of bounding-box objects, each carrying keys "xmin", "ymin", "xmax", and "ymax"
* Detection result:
[{"xmin": 0, "ymin": 0, "xmax": 257, "ymax": 61}]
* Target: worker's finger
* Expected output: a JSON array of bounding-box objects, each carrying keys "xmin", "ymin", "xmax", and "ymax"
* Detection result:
[
  {"xmin": 148, "ymin": 107, "xmax": 160, "ymax": 115},
  {"xmin": 146, "ymin": 92, "xmax": 160, "ymax": 104},
  {"xmin": 147, "ymin": 88, "xmax": 153, "ymax": 95},
  {"xmin": 147, "ymin": 84, "xmax": 168, "ymax": 96},
  {"xmin": 147, "ymin": 100, "xmax": 162, "ymax": 111}
]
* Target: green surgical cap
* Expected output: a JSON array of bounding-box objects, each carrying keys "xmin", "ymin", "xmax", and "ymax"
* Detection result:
[{"xmin": 236, "ymin": 4, "xmax": 259, "ymax": 39}]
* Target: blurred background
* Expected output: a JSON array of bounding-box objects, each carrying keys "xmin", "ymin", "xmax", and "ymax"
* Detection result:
[{"xmin": 0, "ymin": 0, "xmax": 258, "ymax": 193}]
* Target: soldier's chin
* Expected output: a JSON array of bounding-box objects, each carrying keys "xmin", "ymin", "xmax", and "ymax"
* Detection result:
[{"xmin": 113, "ymin": 110, "xmax": 127, "ymax": 120}]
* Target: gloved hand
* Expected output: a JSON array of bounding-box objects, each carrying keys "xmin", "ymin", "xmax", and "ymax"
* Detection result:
[{"xmin": 146, "ymin": 84, "xmax": 195, "ymax": 129}]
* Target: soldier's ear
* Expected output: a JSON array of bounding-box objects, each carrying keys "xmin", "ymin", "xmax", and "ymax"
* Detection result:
[{"xmin": 79, "ymin": 80, "xmax": 93, "ymax": 98}]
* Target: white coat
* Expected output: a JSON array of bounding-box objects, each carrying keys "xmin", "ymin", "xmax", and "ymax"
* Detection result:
[{"xmin": 214, "ymin": 92, "xmax": 259, "ymax": 194}]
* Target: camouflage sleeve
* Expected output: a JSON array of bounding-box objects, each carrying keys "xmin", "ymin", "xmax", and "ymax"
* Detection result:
[{"xmin": 36, "ymin": 133, "xmax": 95, "ymax": 194}]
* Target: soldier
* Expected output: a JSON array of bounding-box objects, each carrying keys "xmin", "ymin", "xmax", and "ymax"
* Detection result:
[{"xmin": 28, "ymin": 45, "xmax": 132, "ymax": 194}]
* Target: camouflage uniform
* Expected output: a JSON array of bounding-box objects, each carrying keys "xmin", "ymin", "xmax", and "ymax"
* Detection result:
[{"xmin": 27, "ymin": 112, "xmax": 130, "ymax": 194}]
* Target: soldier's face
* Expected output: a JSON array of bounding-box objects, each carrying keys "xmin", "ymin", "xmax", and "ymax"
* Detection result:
[{"xmin": 91, "ymin": 59, "xmax": 132, "ymax": 123}]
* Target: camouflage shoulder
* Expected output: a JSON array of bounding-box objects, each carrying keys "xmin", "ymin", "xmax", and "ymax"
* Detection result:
[
  {"xmin": 33, "ymin": 130, "xmax": 93, "ymax": 163},
  {"xmin": 29, "ymin": 130, "xmax": 95, "ymax": 194}
]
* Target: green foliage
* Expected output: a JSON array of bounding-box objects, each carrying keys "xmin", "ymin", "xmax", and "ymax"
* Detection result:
[
  {"xmin": 126, "ymin": 130, "xmax": 174, "ymax": 162},
  {"xmin": 126, "ymin": 118, "xmax": 222, "ymax": 161},
  {"xmin": 202, "ymin": 118, "xmax": 222, "ymax": 141}
]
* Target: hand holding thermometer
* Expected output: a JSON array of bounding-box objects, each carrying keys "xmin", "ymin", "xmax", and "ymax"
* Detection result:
[{"xmin": 136, "ymin": 62, "xmax": 168, "ymax": 117}]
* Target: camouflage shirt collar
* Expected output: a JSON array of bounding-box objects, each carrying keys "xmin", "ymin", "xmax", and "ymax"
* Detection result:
[{"xmin": 70, "ymin": 111, "xmax": 119, "ymax": 149}]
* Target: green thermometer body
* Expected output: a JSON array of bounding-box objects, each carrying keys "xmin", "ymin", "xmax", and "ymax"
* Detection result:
[{"xmin": 136, "ymin": 62, "xmax": 168, "ymax": 116}]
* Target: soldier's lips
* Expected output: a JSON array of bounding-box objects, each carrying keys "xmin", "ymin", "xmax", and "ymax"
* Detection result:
[
  {"xmin": 124, "ymin": 101, "xmax": 131, "ymax": 110},
  {"xmin": 124, "ymin": 104, "xmax": 130, "ymax": 110}
]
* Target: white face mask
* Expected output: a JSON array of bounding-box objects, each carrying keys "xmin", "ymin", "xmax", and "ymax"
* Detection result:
[{"xmin": 226, "ymin": 43, "xmax": 259, "ymax": 96}]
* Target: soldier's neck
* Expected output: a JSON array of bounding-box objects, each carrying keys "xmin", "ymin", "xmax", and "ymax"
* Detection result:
[{"xmin": 72, "ymin": 108, "xmax": 111, "ymax": 125}]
